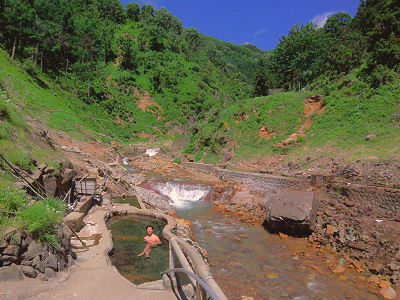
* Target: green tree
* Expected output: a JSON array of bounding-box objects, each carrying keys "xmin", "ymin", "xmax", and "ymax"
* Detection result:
[
  {"xmin": 126, "ymin": 2, "xmax": 140, "ymax": 21},
  {"xmin": 183, "ymin": 27, "xmax": 201, "ymax": 61},
  {"xmin": 356, "ymin": 0, "xmax": 400, "ymax": 69},
  {"xmin": 269, "ymin": 22, "xmax": 325, "ymax": 89},
  {"xmin": 140, "ymin": 4, "xmax": 155, "ymax": 23},
  {"xmin": 323, "ymin": 12, "xmax": 352, "ymax": 37},
  {"xmin": 253, "ymin": 59, "xmax": 268, "ymax": 97},
  {"xmin": 319, "ymin": 12, "xmax": 360, "ymax": 75},
  {"xmin": 3, "ymin": 0, "xmax": 36, "ymax": 59}
]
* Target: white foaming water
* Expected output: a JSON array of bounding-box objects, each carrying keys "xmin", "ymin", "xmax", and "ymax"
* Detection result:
[
  {"xmin": 145, "ymin": 148, "xmax": 160, "ymax": 157},
  {"xmin": 155, "ymin": 182, "xmax": 211, "ymax": 209}
]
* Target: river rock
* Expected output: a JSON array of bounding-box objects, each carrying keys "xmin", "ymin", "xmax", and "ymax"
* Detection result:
[
  {"xmin": 0, "ymin": 264, "xmax": 23, "ymax": 281},
  {"xmin": 389, "ymin": 263, "xmax": 399, "ymax": 271},
  {"xmin": 380, "ymin": 287, "xmax": 397, "ymax": 299},
  {"xmin": 370, "ymin": 262, "xmax": 384, "ymax": 275},
  {"xmin": 263, "ymin": 191, "xmax": 318, "ymax": 236},
  {"xmin": 325, "ymin": 224, "xmax": 336, "ymax": 235},
  {"xmin": 44, "ymin": 254, "xmax": 59, "ymax": 271},
  {"xmin": 3, "ymin": 245, "xmax": 19, "ymax": 256},
  {"xmin": 379, "ymin": 280, "xmax": 392, "ymax": 288},
  {"xmin": 44, "ymin": 267, "xmax": 57, "ymax": 279},
  {"xmin": 333, "ymin": 266, "xmax": 346, "ymax": 274}
]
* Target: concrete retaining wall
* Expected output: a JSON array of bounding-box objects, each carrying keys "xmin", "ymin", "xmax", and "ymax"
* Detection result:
[
  {"xmin": 182, "ymin": 162, "xmax": 215, "ymax": 173},
  {"xmin": 214, "ymin": 167, "xmax": 310, "ymax": 192}
]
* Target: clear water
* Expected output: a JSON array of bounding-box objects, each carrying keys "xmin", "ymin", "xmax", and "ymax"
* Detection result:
[
  {"xmin": 172, "ymin": 200, "xmax": 380, "ymax": 300},
  {"xmin": 107, "ymin": 216, "xmax": 169, "ymax": 285}
]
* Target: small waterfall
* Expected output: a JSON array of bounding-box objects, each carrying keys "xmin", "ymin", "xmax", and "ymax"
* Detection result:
[
  {"xmin": 122, "ymin": 157, "xmax": 129, "ymax": 165},
  {"xmin": 145, "ymin": 148, "xmax": 160, "ymax": 157},
  {"xmin": 154, "ymin": 182, "xmax": 211, "ymax": 209}
]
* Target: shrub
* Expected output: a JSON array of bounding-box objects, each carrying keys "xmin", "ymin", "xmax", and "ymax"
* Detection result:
[
  {"xmin": 0, "ymin": 187, "xmax": 28, "ymax": 212},
  {"xmin": 195, "ymin": 150, "xmax": 205, "ymax": 161},
  {"xmin": 17, "ymin": 198, "xmax": 65, "ymax": 245},
  {"xmin": 6, "ymin": 148, "xmax": 35, "ymax": 171}
]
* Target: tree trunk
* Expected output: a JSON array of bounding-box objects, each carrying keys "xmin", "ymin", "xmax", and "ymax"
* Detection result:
[
  {"xmin": 33, "ymin": 43, "xmax": 38, "ymax": 68},
  {"xmin": 11, "ymin": 35, "xmax": 17, "ymax": 60},
  {"xmin": 87, "ymin": 76, "xmax": 90, "ymax": 99},
  {"xmin": 65, "ymin": 59, "xmax": 69, "ymax": 77}
]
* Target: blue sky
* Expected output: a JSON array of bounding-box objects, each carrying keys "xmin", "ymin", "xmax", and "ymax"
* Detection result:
[{"xmin": 119, "ymin": 0, "xmax": 361, "ymax": 51}]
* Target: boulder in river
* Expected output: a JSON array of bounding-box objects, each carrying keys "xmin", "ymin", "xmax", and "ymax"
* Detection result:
[{"xmin": 263, "ymin": 191, "xmax": 318, "ymax": 237}]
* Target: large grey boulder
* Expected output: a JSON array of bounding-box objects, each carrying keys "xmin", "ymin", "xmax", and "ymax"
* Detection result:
[{"xmin": 263, "ymin": 191, "xmax": 318, "ymax": 236}]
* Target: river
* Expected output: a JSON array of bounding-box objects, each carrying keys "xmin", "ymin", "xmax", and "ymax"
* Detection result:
[{"xmin": 154, "ymin": 181, "xmax": 380, "ymax": 300}]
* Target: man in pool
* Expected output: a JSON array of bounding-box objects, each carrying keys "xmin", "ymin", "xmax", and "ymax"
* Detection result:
[{"xmin": 137, "ymin": 225, "xmax": 161, "ymax": 258}]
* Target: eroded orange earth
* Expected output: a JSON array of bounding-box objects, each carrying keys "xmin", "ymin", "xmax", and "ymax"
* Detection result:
[{"xmin": 261, "ymin": 94, "xmax": 326, "ymax": 147}]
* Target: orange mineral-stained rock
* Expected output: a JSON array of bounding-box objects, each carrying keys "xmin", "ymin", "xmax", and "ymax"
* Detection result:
[
  {"xmin": 380, "ymin": 287, "xmax": 397, "ymax": 300},
  {"xmin": 176, "ymin": 218, "xmax": 193, "ymax": 228},
  {"xmin": 279, "ymin": 232, "xmax": 289, "ymax": 240},
  {"xmin": 312, "ymin": 266, "xmax": 323, "ymax": 274},
  {"xmin": 266, "ymin": 272, "xmax": 279, "ymax": 278},
  {"xmin": 379, "ymin": 280, "xmax": 392, "ymax": 288},
  {"xmin": 333, "ymin": 266, "xmax": 345, "ymax": 274}
]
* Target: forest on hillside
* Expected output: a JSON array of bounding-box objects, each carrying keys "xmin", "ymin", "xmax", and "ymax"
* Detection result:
[{"xmin": 0, "ymin": 0, "xmax": 399, "ymax": 158}]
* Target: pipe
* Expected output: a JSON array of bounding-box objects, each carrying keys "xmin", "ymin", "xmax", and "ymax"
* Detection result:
[
  {"xmin": 161, "ymin": 268, "xmax": 220, "ymax": 300},
  {"xmin": 169, "ymin": 238, "xmax": 197, "ymax": 287}
]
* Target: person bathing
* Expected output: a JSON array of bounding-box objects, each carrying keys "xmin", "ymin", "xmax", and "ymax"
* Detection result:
[{"xmin": 137, "ymin": 225, "xmax": 161, "ymax": 258}]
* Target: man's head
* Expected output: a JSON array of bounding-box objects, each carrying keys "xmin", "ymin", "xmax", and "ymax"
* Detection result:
[{"xmin": 146, "ymin": 225, "xmax": 154, "ymax": 235}]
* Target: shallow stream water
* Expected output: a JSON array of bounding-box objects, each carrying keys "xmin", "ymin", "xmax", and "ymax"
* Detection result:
[{"xmin": 171, "ymin": 199, "xmax": 380, "ymax": 300}]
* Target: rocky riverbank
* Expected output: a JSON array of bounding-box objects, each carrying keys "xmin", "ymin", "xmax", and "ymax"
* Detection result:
[{"xmin": 7, "ymin": 124, "xmax": 399, "ymax": 299}]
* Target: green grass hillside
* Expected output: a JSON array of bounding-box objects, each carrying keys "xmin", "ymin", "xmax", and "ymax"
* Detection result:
[
  {"xmin": 189, "ymin": 70, "xmax": 400, "ymax": 163},
  {"xmin": 0, "ymin": 0, "xmax": 399, "ymax": 167}
]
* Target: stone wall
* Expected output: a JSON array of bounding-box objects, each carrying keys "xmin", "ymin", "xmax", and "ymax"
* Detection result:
[
  {"xmin": 0, "ymin": 226, "xmax": 74, "ymax": 281},
  {"xmin": 331, "ymin": 183, "xmax": 400, "ymax": 213},
  {"xmin": 214, "ymin": 168, "xmax": 310, "ymax": 192}
]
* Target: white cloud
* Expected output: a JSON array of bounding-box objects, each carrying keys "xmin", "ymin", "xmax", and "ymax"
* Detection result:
[
  {"xmin": 253, "ymin": 28, "xmax": 267, "ymax": 37},
  {"xmin": 311, "ymin": 11, "xmax": 335, "ymax": 28}
]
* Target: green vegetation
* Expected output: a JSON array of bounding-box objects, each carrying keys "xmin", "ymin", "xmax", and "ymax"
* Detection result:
[
  {"xmin": 0, "ymin": 188, "xmax": 65, "ymax": 245},
  {"xmin": 0, "ymin": 0, "xmax": 399, "ymax": 163}
]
